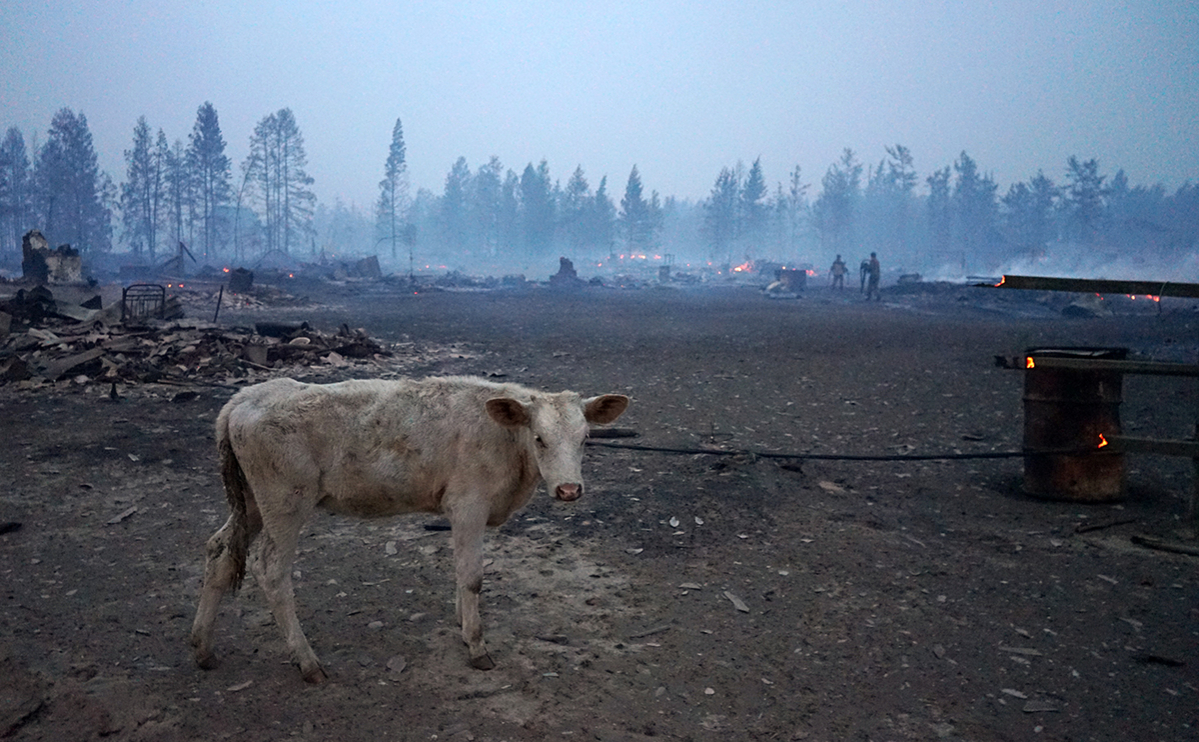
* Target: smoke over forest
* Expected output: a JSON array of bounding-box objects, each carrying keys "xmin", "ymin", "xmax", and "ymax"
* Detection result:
[{"xmin": 2, "ymin": 104, "xmax": 1197, "ymax": 284}]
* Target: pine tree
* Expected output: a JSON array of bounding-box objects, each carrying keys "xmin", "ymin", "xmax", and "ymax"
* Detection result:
[
  {"xmin": 499, "ymin": 169, "xmax": 521, "ymax": 254},
  {"xmin": 884, "ymin": 144, "xmax": 916, "ymax": 257},
  {"xmin": 0, "ymin": 127, "xmax": 33, "ymax": 257},
  {"xmin": 34, "ymin": 108, "xmax": 112, "ymax": 252},
  {"xmin": 591, "ymin": 175, "xmax": 615, "ymax": 257},
  {"xmin": 120, "ymin": 116, "xmax": 165, "ymax": 259},
  {"xmin": 562, "ymin": 165, "xmax": 592, "ymax": 254},
  {"xmin": 951, "ymin": 151, "xmax": 998, "ymax": 268},
  {"xmin": 441, "ymin": 156, "xmax": 471, "ymax": 253},
  {"xmin": 1001, "ymin": 171, "xmax": 1058, "ymax": 253},
  {"xmin": 740, "ymin": 157, "xmax": 768, "ymax": 247},
  {"xmin": 811, "ymin": 149, "xmax": 861, "ymax": 256},
  {"xmin": 619, "ymin": 165, "xmax": 650, "ymax": 253},
  {"xmin": 1064, "ymin": 156, "xmax": 1107, "ymax": 244},
  {"xmin": 276, "ymin": 109, "xmax": 315, "ymax": 255},
  {"xmin": 783, "ymin": 165, "xmax": 809, "ymax": 252},
  {"xmin": 926, "ymin": 166, "xmax": 952, "ymax": 258},
  {"xmin": 163, "ymin": 138, "xmax": 193, "ymax": 255},
  {"xmin": 703, "ymin": 167, "xmax": 740, "ymax": 261},
  {"xmin": 243, "ymin": 108, "xmax": 315, "ymax": 256},
  {"xmin": 187, "ymin": 102, "xmax": 232, "ymax": 260},
  {"xmin": 520, "ymin": 160, "xmax": 555, "ymax": 255},
  {"xmin": 376, "ymin": 118, "xmax": 409, "ymax": 260},
  {"xmin": 472, "ymin": 156, "xmax": 504, "ymax": 256}
]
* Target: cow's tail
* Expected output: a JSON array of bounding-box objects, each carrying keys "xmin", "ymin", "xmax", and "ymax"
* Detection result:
[{"xmin": 216, "ymin": 404, "xmax": 252, "ymax": 592}]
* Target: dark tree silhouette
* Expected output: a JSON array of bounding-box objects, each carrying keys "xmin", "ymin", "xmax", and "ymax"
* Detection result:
[
  {"xmin": 376, "ymin": 117, "xmax": 409, "ymax": 260},
  {"xmin": 0, "ymin": 127, "xmax": 33, "ymax": 257},
  {"xmin": 34, "ymin": 108, "xmax": 112, "ymax": 252},
  {"xmin": 187, "ymin": 102, "xmax": 232, "ymax": 260}
]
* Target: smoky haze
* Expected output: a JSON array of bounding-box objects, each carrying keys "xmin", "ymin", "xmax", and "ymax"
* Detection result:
[{"xmin": 1, "ymin": 1, "xmax": 1196, "ymax": 282}]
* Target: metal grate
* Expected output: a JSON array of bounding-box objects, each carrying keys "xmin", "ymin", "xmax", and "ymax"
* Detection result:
[{"xmin": 121, "ymin": 283, "xmax": 166, "ymax": 322}]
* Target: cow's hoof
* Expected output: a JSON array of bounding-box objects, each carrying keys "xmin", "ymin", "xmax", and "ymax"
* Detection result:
[
  {"xmin": 301, "ymin": 666, "xmax": 329, "ymax": 684},
  {"xmin": 470, "ymin": 653, "xmax": 496, "ymax": 671},
  {"xmin": 194, "ymin": 652, "xmax": 220, "ymax": 671}
]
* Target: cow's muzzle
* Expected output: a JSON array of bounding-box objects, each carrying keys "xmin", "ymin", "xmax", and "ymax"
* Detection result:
[{"xmin": 554, "ymin": 483, "xmax": 582, "ymax": 502}]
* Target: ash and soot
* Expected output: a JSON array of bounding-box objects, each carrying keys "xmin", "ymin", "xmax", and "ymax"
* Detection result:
[{"xmin": 1, "ymin": 276, "xmax": 1197, "ymax": 741}]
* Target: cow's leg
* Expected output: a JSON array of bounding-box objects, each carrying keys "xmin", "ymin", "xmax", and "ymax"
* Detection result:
[
  {"xmin": 448, "ymin": 502, "xmax": 494, "ymax": 670},
  {"xmin": 190, "ymin": 509, "xmax": 262, "ymax": 670},
  {"xmin": 252, "ymin": 500, "xmax": 326, "ymax": 683}
]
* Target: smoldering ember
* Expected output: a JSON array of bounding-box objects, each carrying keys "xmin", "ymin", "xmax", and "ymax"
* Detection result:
[{"xmin": 1, "ymin": 249, "xmax": 1197, "ymax": 742}]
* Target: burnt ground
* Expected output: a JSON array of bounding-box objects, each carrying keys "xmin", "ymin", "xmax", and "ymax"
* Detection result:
[{"xmin": 1, "ymin": 279, "xmax": 1197, "ymax": 741}]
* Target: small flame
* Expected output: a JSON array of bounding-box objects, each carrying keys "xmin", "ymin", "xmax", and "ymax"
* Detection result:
[
  {"xmin": 732, "ymin": 262, "xmax": 751, "ymax": 273},
  {"xmin": 1097, "ymin": 434, "xmax": 1108, "ymax": 449},
  {"xmin": 1025, "ymin": 356, "xmax": 1035, "ymax": 369},
  {"xmin": 995, "ymin": 276, "xmax": 1006, "ymax": 287}
]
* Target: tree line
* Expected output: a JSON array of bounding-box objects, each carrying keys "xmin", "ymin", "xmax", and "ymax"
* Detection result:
[
  {"xmin": 1, "ymin": 103, "xmax": 1197, "ymax": 276},
  {"xmin": 0, "ymin": 102, "xmax": 319, "ymax": 266}
]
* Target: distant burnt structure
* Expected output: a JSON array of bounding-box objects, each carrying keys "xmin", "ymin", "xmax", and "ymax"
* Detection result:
[{"xmin": 21, "ymin": 230, "xmax": 82, "ymax": 284}]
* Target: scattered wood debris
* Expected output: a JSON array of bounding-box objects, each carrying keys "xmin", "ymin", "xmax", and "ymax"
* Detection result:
[
  {"xmin": 106, "ymin": 506, "xmax": 138, "ymax": 525},
  {"xmin": 723, "ymin": 591, "xmax": 750, "ymax": 613},
  {"xmin": 0, "ymin": 284, "xmax": 395, "ymax": 388},
  {"xmin": 628, "ymin": 625, "xmax": 671, "ymax": 639}
]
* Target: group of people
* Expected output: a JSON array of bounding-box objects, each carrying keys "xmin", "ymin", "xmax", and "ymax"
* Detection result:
[{"xmin": 829, "ymin": 252, "xmax": 881, "ymax": 300}]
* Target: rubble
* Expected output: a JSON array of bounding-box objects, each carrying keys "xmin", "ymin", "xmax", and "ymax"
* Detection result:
[{"xmin": 0, "ymin": 284, "xmax": 391, "ymax": 388}]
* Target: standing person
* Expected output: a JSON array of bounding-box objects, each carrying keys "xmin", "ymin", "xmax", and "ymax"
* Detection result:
[
  {"xmin": 829, "ymin": 255, "xmax": 847, "ymax": 289},
  {"xmin": 859, "ymin": 257, "xmax": 870, "ymax": 292},
  {"xmin": 865, "ymin": 252, "xmax": 881, "ymax": 301}
]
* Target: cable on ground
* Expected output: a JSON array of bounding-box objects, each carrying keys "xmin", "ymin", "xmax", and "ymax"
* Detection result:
[{"xmin": 585, "ymin": 440, "xmax": 1100, "ymax": 462}]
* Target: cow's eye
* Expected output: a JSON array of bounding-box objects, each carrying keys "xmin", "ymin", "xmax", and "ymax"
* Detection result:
[{"xmin": 534, "ymin": 435, "xmax": 546, "ymax": 448}]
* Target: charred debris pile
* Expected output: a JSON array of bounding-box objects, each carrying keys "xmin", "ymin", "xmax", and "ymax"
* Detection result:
[{"xmin": 0, "ymin": 283, "xmax": 391, "ymax": 389}]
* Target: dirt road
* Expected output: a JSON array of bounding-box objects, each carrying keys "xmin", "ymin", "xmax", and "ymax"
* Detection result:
[{"xmin": 1, "ymin": 281, "xmax": 1196, "ymax": 741}]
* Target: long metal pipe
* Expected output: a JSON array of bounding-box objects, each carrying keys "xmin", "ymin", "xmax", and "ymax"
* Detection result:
[{"xmin": 989, "ymin": 274, "xmax": 1199, "ymax": 298}]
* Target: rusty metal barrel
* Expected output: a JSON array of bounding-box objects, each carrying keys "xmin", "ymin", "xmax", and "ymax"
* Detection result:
[{"xmin": 1023, "ymin": 347, "xmax": 1126, "ymax": 502}]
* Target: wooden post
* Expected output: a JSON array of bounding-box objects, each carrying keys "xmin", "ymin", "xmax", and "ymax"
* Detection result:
[{"xmin": 212, "ymin": 285, "xmax": 224, "ymax": 324}]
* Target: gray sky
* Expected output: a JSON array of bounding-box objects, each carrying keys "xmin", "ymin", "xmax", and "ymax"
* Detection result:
[{"xmin": 2, "ymin": 1, "xmax": 1196, "ymax": 210}]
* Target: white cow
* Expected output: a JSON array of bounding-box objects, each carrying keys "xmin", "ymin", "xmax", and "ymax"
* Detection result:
[{"xmin": 189, "ymin": 376, "xmax": 629, "ymax": 682}]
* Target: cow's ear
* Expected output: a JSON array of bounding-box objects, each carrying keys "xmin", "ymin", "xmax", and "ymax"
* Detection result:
[
  {"xmin": 584, "ymin": 394, "xmax": 629, "ymax": 425},
  {"xmin": 486, "ymin": 397, "xmax": 531, "ymax": 428}
]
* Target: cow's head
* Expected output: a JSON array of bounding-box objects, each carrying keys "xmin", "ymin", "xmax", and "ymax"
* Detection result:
[{"xmin": 486, "ymin": 392, "xmax": 629, "ymax": 501}]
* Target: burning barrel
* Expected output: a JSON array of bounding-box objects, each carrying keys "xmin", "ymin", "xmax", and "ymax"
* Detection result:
[{"xmin": 1023, "ymin": 347, "xmax": 1126, "ymax": 502}]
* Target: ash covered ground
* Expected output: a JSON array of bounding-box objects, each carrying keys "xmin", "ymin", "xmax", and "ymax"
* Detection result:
[{"xmin": 1, "ymin": 277, "xmax": 1197, "ymax": 741}]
